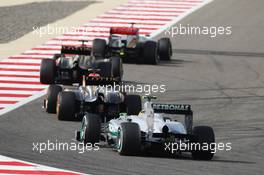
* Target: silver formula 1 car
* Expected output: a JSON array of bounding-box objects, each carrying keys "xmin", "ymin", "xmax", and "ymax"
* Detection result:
[
  {"xmin": 76, "ymin": 96, "xmax": 215, "ymax": 160},
  {"xmin": 43, "ymin": 71, "xmax": 141, "ymax": 121}
]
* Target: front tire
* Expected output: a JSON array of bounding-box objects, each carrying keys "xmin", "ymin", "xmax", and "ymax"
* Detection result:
[
  {"xmin": 57, "ymin": 92, "xmax": 76, "ymax": 121},
  {"xmin": 191, "ymin": 126, "xmax": 215, "ymax": 160},
  {"xmin": 40, "ymin": 59, "xmax": 56, "ymax": 84},
  {"xmin": 82, "ymin": 113, "xmax": 101, "ymax": 145},
  {"xmin": 45, "ymin": 85, "xmax": 62, "ymax": 113},
  {"xmin": 117, "ymin": 122, "xmax": 141, "ymax": 156}
]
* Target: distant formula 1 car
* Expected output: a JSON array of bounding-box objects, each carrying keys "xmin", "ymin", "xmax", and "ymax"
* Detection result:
[
  {"xmin": 40, "ymin": 41, "xmax": 123, "ymax": 85},
  {"xmin": 92, "ymin": 23, "xmax": 172, "ymax": 65},
  {"xmin": 43, "ymin": 72, "xmax": 139, "ymax": 121},
  {"xmin": 76, "ymin": 96, "xmax": 215, "ymax": 160}
]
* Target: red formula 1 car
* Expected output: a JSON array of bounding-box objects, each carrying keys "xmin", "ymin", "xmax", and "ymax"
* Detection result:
[{"xmin": 92, "ymin": 23, "xmax": 172, "ymax": 65}]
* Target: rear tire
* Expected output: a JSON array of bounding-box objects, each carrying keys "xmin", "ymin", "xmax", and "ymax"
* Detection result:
[
  {"xmin": 143, "ymin": 41, "xmax": 158, "ymax": 65},
  {"xmin": 40, "ymin": 59, "xmax": 56, "ymax": 84},
  {"xmin": 46, "ymin": 85, "xmax": 62, "ymax": 113},
  {"xmin": 191, "ymin": 126, "xmax": 215, "ymax": 160},
  {"xmin": 124, "ymin": 95, "xmax": 142, "ymax": 115},
  {"xmin": 57, "ymin": 92, "xmax": 76, "ymax": 121},
  {"xmin": 110, "ymin": 57, "xmax": 123, "ymax": 81},
  {"xmin": 158, "ymin": 38, "xmax": 172, "ymax": 60},
  {"xmin": 92, "ymin": 39, "xmax": 106, "ymax": 58},
  {"xmin": 117, "ymin": 122, "xmax": 141, "ymax": 155},
  {"xmin": 97, "ymin": 61, "xmax": 112, "ymax": 78},
  {"xmin": 83, "ymin": 113, "xmax": 101, "ymax": 145}
]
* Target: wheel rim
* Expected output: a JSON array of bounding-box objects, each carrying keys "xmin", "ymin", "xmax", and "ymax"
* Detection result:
[
  {"xmin": 155, "ymin": 47, "xmax": 159, "ymax": 64},
  {"xmin": 117, "ymin": 128, "xmax": 122, "ymax": 152},
  {"xmin": 169, "ymin": 43, "xmax": 172, "ymax": 57},
  {"xmin": 56, "ymin": 96, "xmax": 60, "ymax": 115},
  {"xmin": 80, "ymin": 117, "xmax": 87, "ymax": 141}
]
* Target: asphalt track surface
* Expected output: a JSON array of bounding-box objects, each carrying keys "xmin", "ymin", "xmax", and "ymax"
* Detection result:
[
  {"xmin": 0, "ymin": 1, "xmax": 92, "ymax": 43},
  {"xmin": 0, "ymin": 0, "xmax": 264, "ymax": 175}
]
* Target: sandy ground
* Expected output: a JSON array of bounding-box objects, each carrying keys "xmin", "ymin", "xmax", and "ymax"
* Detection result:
[
  {"xmin": 0, "ymin": 0, "xmax": 129, "ymax": 59},
  {"xmin": 0, "ymin": 0, "xmax": 92, "ymax": 7}
]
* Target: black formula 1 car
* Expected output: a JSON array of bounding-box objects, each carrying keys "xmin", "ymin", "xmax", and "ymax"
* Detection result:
[
  {"xmin": 43, "ymin": 72, "xmax": 138, "ymax": 122},
  {"xmin": 92, "ymin": 23, "xmax": 172, "ymax": 65},
  {"xmin": 40, "ymin": 41, "xmax": 123, "ymax": 85}
]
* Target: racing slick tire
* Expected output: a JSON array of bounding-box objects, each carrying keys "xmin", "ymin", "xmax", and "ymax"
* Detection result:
[
  {"xmin": 40, "ymin": 59, "xmax": 56, "ymax": 84},
  {"xmin": 124, "ymin": 95, "xmax": 142, "ymax": 115},
  {"xmin": 57, "ymin": 91, "xmax": 76, "ymax": 121},
  {"xmin": 83, "ymin": 113, "xmax": 101, "ymax": 145},
  {"xmin": 45, "ymin": 85, "xmax": 62, "ymax": 113},
  {"xmin": 143, "ymin": 41, "xmax": 158, "ymax": 65},
  {"xmin": 158, "ymin": 38, "xmax": 172, "ymax": 61},
  {"xmin": 191, "ymin": 126, "xmax": 215, "ymax": 160},
  {"xmin": 117, "ymin": 122, "xmax": 141, "ymax": 156},
  {"xmin": 92, "ymin": 39, "xmax": 106, "ymax": 58},
  {"xmin": 97, "ymin": 61, "xmax": 112, "ymax": 78},
  {"xmin": 110, "ymin": 57, "xmax": 123, "ymax": 82}
]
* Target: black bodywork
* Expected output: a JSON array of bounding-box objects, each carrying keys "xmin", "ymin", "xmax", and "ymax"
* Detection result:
[{"xmin": 40, "ymin": 44, "xmax": 122, "ymax": 85}]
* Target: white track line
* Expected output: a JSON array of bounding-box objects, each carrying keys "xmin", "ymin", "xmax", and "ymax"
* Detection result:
[
  {"xmin": 99, "ymin": 13, "xmax": 173, "ymax": 20},
  {"xmin": 129, "ymin": 0, "xmax": 202, "ymax": 5},
  {"xmin": 123, "ymin": 3, "xmax": 196, "ymax": 8},
  {"xmin": 0, "ymin": 71, "xmax": 40, "ymax": 76},
  {"xmin": 1, "ymin": 58, "xmax": 42, "ymax": 64},
  {"xmin": 0, "ymin": 65, "xmax": 39, "ymax": 69},
  {"xmin": 0, "ymin": 155, "xmax": 86, "ymax": 175},
  {"xmin": 25, "ymin": 50, "xmax": 60, "ymax": 55},
  {"xmin": 0, "ymin": 90, "xmax": 46, "ymax": 115},
  {"xmin": 114, "ymin": 6, "xmax": 185, "ymax": 12},
  {"xmin": 0, "ymin": 90, "xmax": 39, "ymax": 94},
  {"xmin": 84, "ymin": 23, "xmax": 161, "ymax": 29},
  {"xmin": 0, "ymin": 97, "xmax": 25, "ymax": 101},
  {"xmin": 46, "ymin": 40, "xmax": 93, "ymax": 46},
  {"xmin": 10, "ymin": 54, "xmax": 52, "ymax": 58},
  {"xmin": 0, "ymin": 84, "xmax": 46, "ymax": 88},
  {"xmin": 0, "ymin": 77, "xmax": 39, "ymax": 82},
  {"xmin": 105, "ymin": 10, "xmax": 182, "ymax": 16}
]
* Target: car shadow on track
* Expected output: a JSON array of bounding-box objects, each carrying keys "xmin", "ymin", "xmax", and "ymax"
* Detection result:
[
  {"xmin": 125, "ymin": 151, "xmax": 256, "ymax": 164},
  {"xmin": 172, "ymin": 49, "xmax": 264, "ymax": 58},
  {"xmin": 141, "ymin": 154, "xmax": 256, "ymax": 164},
  {"xmin": 211, "ymin": 159, "xmax": 255, "ymax": 164},
  {"xmin": 122, "ymin": 80, "xmax": 148, "ymax": 85},
  {"xmin": 157, "ymin": 59, "xmax": 194, "ymax": 67}
]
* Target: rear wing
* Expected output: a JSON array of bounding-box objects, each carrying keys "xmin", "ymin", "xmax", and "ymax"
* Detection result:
[
  {"xmin": 110, "ymin": 27, "xmax": 139, "ymax": 35},
  {"xmin": 152, "ymin": 103, "xmax": 193, "ymax": 134},
  {"xmin": 61, "ymin": 45, "xmax": 91, "ymax": 55},
  {"xmin": 85, "ymin": 77, "xmax": 119, "ymax": 86},
  {"xmin": 152, "ymin": 103, "xmax": 192, "ymax": 115}
]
